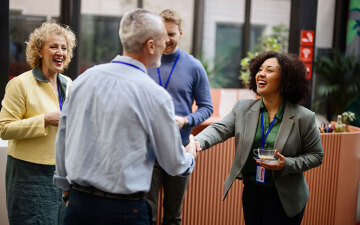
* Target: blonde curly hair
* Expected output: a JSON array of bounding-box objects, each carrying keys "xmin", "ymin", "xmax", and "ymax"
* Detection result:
[{"xmin": 25, "ymin": 21, "xmax": 76, "ymax": 69}]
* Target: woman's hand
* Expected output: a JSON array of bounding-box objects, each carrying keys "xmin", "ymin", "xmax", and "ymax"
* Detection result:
[
  {"xmin": 257, "ymin": 150, "xmax": 285, "ymax": 170},
  {"xmin": 44, "ymin": 111, "xmax": 61, "ymax": 127}
]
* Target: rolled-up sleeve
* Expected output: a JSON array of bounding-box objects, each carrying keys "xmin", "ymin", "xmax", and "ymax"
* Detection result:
[{"xmin": 150, "ymin": 99, "xmax": 195, "ymax": 176}]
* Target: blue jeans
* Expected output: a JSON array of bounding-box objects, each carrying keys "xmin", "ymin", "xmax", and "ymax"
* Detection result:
[{"xmin": 64, "ymin": 189, "xmax": 151, "ymax": 225}]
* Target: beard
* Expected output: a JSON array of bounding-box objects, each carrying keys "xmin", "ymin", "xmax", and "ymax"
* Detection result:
[
  {"xmin": 164, "ymin": 42, "xmax": 177, "ymax": 54},
  {"xmin": 154, "ymin": 58, "xmax": 162, "ymax": 68},
  {"xmin": 149, "ymin": 53, "xmax": 162, "ymax": 68}
]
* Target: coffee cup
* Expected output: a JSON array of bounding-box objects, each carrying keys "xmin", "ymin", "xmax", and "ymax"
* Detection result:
[{"xmin": 253, "ymin": 148, "xmax": 276, "ymax": 161}]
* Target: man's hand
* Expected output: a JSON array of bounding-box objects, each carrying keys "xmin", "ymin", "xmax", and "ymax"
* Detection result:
[
  {"xmin": 44, "ymin": 111, "xmax": 61, "ymax": 127},
  {"xmin": 257, "ymin": 150, "xmax": 285, "ymax": 170},
  {"xmin": 62, "ymin": 191, "xmax": 70, "ymax": 207},
  {"xmin": 174, "ymin": 115, "xmax": 186, "ymax": 129},
  {"xmin": 185, "ymin": 134, "xmax": 200, "ymax": 159},
  {"xmin": 194, "ymin": 140, "xmax": 202, "ymax": 152}
]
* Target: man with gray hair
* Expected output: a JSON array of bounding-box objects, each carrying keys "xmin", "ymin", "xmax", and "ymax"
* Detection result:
[{"xmin": 54, "ymin": 8, "xmax": 198, "ymax": 225}]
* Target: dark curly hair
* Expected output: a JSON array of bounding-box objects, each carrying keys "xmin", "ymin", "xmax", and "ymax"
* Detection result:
[{"xmin": 248, "ymin": 51, "xmax": 310, "ymax": 104}]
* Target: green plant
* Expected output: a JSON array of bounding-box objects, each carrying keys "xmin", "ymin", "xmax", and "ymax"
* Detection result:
[
  {"xmin": 314, "ymin": 49, "xmax": 360, "ymax": 120},
  {"xmin": 239, "ymin": 24, "xmax": 289, "ymax": 85}
]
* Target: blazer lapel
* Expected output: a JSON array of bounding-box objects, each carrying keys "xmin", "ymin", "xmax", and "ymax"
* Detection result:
[
  {"xmin": 274, "ymin": 102, "xmax": 294, "ymax": 154},
  {"xmin": 239, "ymin": 100, "xmax": 261, "ymax": 166}
]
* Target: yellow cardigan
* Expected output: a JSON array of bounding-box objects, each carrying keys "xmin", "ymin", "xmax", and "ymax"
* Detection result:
[{"xmin": 0, "ymin": 68, "xmax": 71, "ymax": 165}]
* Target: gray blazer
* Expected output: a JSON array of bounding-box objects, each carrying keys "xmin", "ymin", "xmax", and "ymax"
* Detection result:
[{"xmin": 195, "ymin": 99, "xmax": 323, "ymax": 217}]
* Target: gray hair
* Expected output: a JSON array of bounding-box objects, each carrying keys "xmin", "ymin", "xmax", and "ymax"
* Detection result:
[{"xmin": 119, "ymin": 8, "xmax": 165, "ymax": 53}]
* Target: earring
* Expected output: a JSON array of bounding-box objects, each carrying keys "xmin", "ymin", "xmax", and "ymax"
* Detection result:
[{"xmin": 39, "ymin": 55, "xmax": 42, "ymax": 59}]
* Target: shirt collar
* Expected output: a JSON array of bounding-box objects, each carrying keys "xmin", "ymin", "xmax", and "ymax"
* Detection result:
[
  {"xmin": 260, "ymin": 98, "xmax": 286, "ymax": 120},
  {"xmin": 112, "ymin": 55, "xmax": 147, "ymax": 73},
  {"xmin": 33, "ymin": 67, "xmax": 53, "ymax": 82},
  {"xmin": 32, "ymin": 67, "xmax": 68, "ymax": 94},
  {"xmin": 161, "ymin": 48, "xmax": 181, "ymax": 62}
]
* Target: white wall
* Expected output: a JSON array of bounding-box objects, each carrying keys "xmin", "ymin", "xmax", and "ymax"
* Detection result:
[
  {"xmin": 10, "ymin": 0, "xmax": 60, "ymax": 17},
  {"xmin": 315, "ymin": 0, "xmax": 336, "ymax": 49}
]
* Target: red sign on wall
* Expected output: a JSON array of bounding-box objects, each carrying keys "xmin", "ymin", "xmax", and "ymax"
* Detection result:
[
  {"xmin": 305, "ymin": 64, "xmax": 312, "ymax": 80},
  {"xmin": 299, "ymin": 47, "xmax": 313, "ymax": 63},
  {"xmin": 300, "ymin": 30, "xmax": 315, "ymax": 47}
]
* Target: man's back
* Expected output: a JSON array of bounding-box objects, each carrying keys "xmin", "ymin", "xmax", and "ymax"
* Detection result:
[{"xmin": 55, "ymin": 56, "xmax": 194, "ymax": 194}]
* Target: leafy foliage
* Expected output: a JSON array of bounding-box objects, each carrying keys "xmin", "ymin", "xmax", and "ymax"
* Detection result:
[
  {"xmin": 239, "ymin": 24, "xmax": 289, "ymax": 85},
  {"xmin": 314, "ymin": 49, "xmax": 360, "ymax": 119}
]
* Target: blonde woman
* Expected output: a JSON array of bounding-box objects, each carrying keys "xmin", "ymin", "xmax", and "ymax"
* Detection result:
[{"xmin": 0, "ymin": 21, "xmax": 76, "ymax": 225}]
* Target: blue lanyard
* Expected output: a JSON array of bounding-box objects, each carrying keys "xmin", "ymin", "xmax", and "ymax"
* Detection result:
[
  {"xmin": 112, "ymin": 61, "xmax": 146, "ymax": 73},
  {"xmin": 261, "ymin": 111, "xmax": 277, "ymax": 148},
  {"xmin": 157, "ymin": 51, "xmax": 180, "ymax": 89},
  {"xmin": 58, "ymin": 84, "xmax": 62, "ymax": 111}
]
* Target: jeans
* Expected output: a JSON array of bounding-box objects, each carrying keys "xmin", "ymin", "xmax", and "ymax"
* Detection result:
[{"xmin": 64, "ymin": 189, "xmax": 151, "ymax": 225}]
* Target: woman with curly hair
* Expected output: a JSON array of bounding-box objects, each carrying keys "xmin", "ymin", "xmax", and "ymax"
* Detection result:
[
  {"xmin": 195, "ymin": 51, "xmax": 323, "ymax": 225},
  {"xmin": 0, "ymin": 21, "xmax": 76, "ymax": 225}
]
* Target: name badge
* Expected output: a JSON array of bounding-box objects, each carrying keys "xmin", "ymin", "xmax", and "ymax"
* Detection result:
[{"xmin": 256, "ymin": 164, "xmax": 265, "ymax": 183}]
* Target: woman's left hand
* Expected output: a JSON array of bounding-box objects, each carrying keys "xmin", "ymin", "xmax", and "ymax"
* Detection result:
[{"xmin": 257, "ymin": 150, "xmax": 285, "ymax": 170}]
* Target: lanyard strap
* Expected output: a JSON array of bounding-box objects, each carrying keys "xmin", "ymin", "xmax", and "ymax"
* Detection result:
[
  {"xmin": 58, "ymin": 84, "xmax": 62, "ymax": 111},
  {"xmin": 261, "ymin": 111, "xmax": 277, "ymax": 148},
  {"xmin": 112, "ymin": 61, "xmax": 146, "ymax": 73},
  {"xmin": 157, "ymin": 51, "xmax": 180, "ymax": 89}
]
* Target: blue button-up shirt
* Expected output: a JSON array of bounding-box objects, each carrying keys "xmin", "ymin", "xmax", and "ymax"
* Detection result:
[{"xmin": 54, "ymin": 55, "xmax": 195, "ymax": 194}]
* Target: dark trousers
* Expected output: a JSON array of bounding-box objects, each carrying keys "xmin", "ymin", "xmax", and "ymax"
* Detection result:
[
  {"xmin": 242, "ymin": 181, "xmax": 305, "ymax": 225},
  {"xmin": 64, "ymin": 189, "xmax": 151, "ymax": 225},
  {"xmin": 145, "ymin": 161, "xmax": 189, "ymax": 225}
]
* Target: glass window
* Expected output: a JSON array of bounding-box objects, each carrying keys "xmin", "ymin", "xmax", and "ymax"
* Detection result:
[
  {"xmin": 213, "ymin": 23, "xmax": 264, "ymax": 88},
  {"xmin": 80, "ymin": 15, "xmax": 122, "ymax": 73},
  {"xmin": 9, "ymin": 12, "xmax": 47, "ymax": 76}
]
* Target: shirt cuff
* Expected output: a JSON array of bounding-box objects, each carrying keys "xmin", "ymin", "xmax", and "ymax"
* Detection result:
[
  {"xmin": 186, "ymin": 116, "xmax": 194, "ymax": 127},
  {"xmin": 179, "ymin": 153, "xmax": 195, "ymax": 177},
  {"xmin": 53, "ymin": 173, "xmax": 71, "ymax": 191}
]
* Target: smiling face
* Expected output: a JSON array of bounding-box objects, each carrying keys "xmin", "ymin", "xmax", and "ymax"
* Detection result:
[
  {"xmin": 163, "ymin": 21, "xmax": 182, "ymax": 54},
  {"xmin": 39, "ymin": 34, "xmax": 67, "ymax": 76},
  {"xmin": 256, "ymin": 57, "xmax": 282, "ymax": 98}
]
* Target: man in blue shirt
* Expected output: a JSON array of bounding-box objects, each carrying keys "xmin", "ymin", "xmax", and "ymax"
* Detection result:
[
  {"xmin": 145, "ymin": 9, "xmax": 213, "ymax": 225},
  {"xmin": 54, "ymin": 9, "xmax": 198, "ymax": 225}
]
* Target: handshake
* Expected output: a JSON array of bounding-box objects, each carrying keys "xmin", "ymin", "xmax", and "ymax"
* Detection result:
[{"xmin": 185, "ymin": 134, "xmax": 202, "ymax": 159}]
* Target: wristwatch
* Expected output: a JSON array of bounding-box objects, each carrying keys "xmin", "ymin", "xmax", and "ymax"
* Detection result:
[{"xmin": 183, "ymin": 117, "xmax": 190, "ymax": 129}]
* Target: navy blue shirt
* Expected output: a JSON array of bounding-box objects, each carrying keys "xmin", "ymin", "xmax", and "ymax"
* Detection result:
[{"xmin": 148, "ymin": 49, "xmax": 213, "ymax": 144}]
